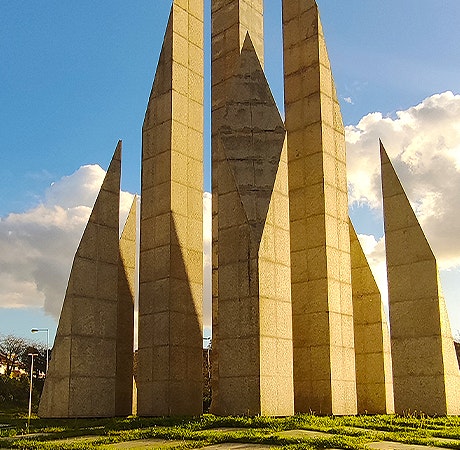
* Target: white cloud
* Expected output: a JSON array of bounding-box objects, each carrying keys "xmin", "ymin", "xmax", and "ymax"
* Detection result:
[
  {"xmin": 45, "ymin": 165, "xmax": 106, "ymax": 209},
  {"xmin": 5, "ymin": 91, "xmax": 460, "ymax": 337},
  {"xmin": 346, "ymin": 91, "xmax": 460, "ymax": 269},
  {"xmin": 347, "ymin": 91, "xmax": 460, "ymax": 334},
  {"xmin": 0, "ymin": 168, "xmax": 210, "ymax": 343},
  {"xmin": 343, "ymin": 96, "xmax": 354, "ymax": 105},
  {"xmin": 0, "ymin": 273, "xmax": 45, "ymax": 309},
  {"xmin": 0, "ymin": 165, "xmax": 134, "ymax": 319}
]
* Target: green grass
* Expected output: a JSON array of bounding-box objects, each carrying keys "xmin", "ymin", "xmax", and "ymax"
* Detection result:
[{"xmin": 0, "ymin": 413, "xmax": 459, "ymax": 449}]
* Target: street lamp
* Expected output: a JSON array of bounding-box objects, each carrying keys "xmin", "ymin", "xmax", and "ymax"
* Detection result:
[
  {"xmin": 27, "ymin": 353, "xmax": 38, "ymax": 432},
  {"xmin": 31, "ymin": 328, "xmax": 49, "ymax": 374}
]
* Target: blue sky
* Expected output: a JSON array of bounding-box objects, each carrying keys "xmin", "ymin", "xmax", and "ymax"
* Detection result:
[{"xmin": 1, "ymin": 1, "xmax": 460, "ymax": 344}]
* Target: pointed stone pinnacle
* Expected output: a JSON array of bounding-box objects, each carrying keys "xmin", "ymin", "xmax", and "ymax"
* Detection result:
[
  {"xmin": 379, "ymin": 139, "xmax": 391, "ymax": 165},
  {"xmin": 39, "ymin": 142, "xmax": 122, "ymax": 418},
  {"xmin": 213, "ymin": 29, "xmax": 293, "ymax": 417},
  {"xmin": 283, "ymin": 0, "xmax": 356, "ymax": 415},
  {"xmin": 218, "ymin": 33, "xmax": 285, "ymax": 237},
  {"xmin": 380, "ymin": 140, "xmax": 434, "ymax": 258},
  {"xmin": 381, "ymin": 142, "xmax": 460, "ymax": 415},
  {"xmin": 349, "ymin": 218, "xmax": 394, "ymax": 414},
  {"xmin": 138, "ymin": 0, "xmax": 204, "ymax": 417}
]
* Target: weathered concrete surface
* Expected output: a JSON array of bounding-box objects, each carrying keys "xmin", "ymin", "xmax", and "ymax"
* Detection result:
[
  {"xmin": 381, "ymin": 141, "xmax": 460, "ymax": 415},
  {"xmin": 138, "ymin": 0, "xmax": 204, "ymax": 416},
  {"xmin": 350, "ymin": 221, "xmax": 394, "ymax": 414},
  {"xmin": 115, "ymin": 197, "xmax": 137, "ymax": 416},
  {"xmin": 211, "ymin": 34, "xmax": 294, "ymax": 416},
  {"xmin": 39, "ymin": 142, "xmax": 124, "ymax": 418},
  {"xmin": 283, "ymin": 0, "xmax": 357, "ymax": 415},
  {"xmin": 211, "ymin": 0, "xmax": 265, "ymax": 415}
]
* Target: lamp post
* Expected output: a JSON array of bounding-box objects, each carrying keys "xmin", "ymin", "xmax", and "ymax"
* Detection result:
[
  {"xmin": 31, "ymin": 328, "xmax": 49, "ymax": 374},
  {"xmin": 27, "ymin": 353, "xmax": 38, "ymax": 433}
]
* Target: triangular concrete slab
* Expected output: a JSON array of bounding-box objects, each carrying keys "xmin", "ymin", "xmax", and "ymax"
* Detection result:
[
  {"xmin": 381, "ymin": 140, "xmax": 460, "ymax": 415},
  {"xmin": 39, "ymin": 141, "xmax": 122, "ymax": 418},
  {"xmin": 115, "ymin": 196, "xmax": 137, "ymax": 416},
  {"xmin": 349, "ymin": 219, "xmax": 394, "ymax": 414},
  {"xmin": 218, "ymin": 33, "xmax": 285, "ymax": 242}
]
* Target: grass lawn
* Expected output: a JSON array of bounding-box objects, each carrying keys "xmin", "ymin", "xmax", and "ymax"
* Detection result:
[{"xmin": 1, "ymin": 413, "xmax": 460, "ymax": 449}]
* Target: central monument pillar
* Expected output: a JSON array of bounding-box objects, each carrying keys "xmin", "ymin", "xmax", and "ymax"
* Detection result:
[
  {"xmin": 211, "ymin": 0, "xmax": 263, "ymax": 413},
  {"xmin": 211, "ymin": 0, "xmax": 294, "ymax": 416}
]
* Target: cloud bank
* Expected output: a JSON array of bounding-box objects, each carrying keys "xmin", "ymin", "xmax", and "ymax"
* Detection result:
[
  {"xmin": 2, "ymin": 91, "xmax": 460, "ymax": 335},
  {"xmin": 347, "ymin": 91, "xmax": 460, "ymax": 270},
  {"xmin": 0, "ymin": 165, "xmax": 134, "ymax": 318}
]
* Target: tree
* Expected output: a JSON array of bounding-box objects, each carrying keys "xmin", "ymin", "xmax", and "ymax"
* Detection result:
[
  {"xmin": 0, "ymin": 334, "xmax": 48, "ymax": 409},
  {"xmin": 0, "ymin": 334, "xmax": 47, "ymax": 377},
  {"xmin": 0, "ymin": 334, "xmax": 28, "ymax": 376}
]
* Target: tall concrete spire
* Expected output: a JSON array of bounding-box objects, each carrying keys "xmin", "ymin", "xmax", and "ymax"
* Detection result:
[
  {"xmin": 349, "ymin": 221, "xmax": 394, "ymax": 414},
  {"xmin": 211, "ymin": 0, "xmax": 264, "ymax": 104},
  {"xmin": 283, "ymin": 0, "xmax": 357, "ymax": 414},
  {"xmin": 138, "ymin": 0, "xmax": 204, "ymax": 416},
  {"xmin": 211, "ymin": 0, "xmax": 265, "ymax": 414},
  {"xmin": 381, "ymin": 141, "xmax": 460, "ymax": 415},
  {"xmin": 39, "ymin": 142, "xmax": 127, "ymax": 418},
  {"xmin": 211, "ymin": 34, "xmax": 294, "ymax": 416}
]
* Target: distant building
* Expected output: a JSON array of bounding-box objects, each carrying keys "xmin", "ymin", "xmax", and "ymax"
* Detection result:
[
  {"xmin": 0, "ymin": 353, "xmax": 27, "ymax": 378},
  {"xmin": 0, "ymin": 354, "xmax": 6, "ymax": 375}
]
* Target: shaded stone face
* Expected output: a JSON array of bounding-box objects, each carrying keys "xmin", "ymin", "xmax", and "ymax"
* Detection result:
[
  {"xmin": 282, "ymin": 0, "xmax": 357, "ymax": 415},
  {"xmin": 39, "ymin": 142, "xmax": 133, "ymax": 418},
  {"xmin": 349, "ymin": 221, "xmax": 394, "ymax": 415},
  {"xmin": 381, "ymin": 142, "xmax": 460, "ymax": 416},
  {"xmin": 212, "ymin": 34, "xmax": 294, "ymax": 417},
  {"xmin": 137, "ymin": 0, "xmax": 204, "ymax": 417},
  {"xmin": 116, "ymin": 197, "xmax": 137, "ymax": 416},
  {"xmin": 210, "ymin": 0, "xmax": 265, "ymax": 415}
]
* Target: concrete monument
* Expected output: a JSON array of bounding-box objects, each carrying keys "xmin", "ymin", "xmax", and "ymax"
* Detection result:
[
  {"xmin": 282, "ymin": 0, "xmax": 357, "ymax": 414},
  {"xmin": 116, "ymin": 196, "xmax": 137, "ymax": 416},
  {"xmin": 137, "ymin": 0, "xmax": 204, "ymax": 416},
  {"xmin": 381, "ymin": 141, "xmax": 460, "ymax": 415},
  {"xmin": 39, "ymin": 0, "xmax": 460, "ymax": 419},
  {"xmin": 211, "ymin": 33, "xmax": 294, "ymax": 416},
  {"xmin": 210, "ymin": 0, "xmax": 265, "ymax": 415},
  {"xmin": 39, "ymin": 142, "xmax": 134, "ymax": 418},
  {"xmin": 350, "ymin": 221, "xmax": 394, "ymax": 414}
]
